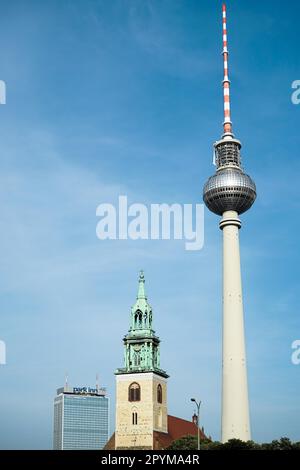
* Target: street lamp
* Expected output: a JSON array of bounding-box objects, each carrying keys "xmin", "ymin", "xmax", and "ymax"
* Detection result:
[{"xmin": 191, "ymin": 398, "xmax": 201, "ymax": 450}]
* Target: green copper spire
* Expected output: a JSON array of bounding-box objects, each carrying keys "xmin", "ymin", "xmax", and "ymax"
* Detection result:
[
  {"xmin": 115, "ymin": 271, "xmax": 168, "ymax": 378},
  {"xmin": 137, "ymin": 270, "xmax": 146, "ymax": 299},
  {"xmin": 130, "ymin": 270, "xmax": 153, "ymax": 333}
]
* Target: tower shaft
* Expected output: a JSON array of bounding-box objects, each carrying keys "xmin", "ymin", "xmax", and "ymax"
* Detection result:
[
  {"xmin": 220, "ymin": 211, "xmax": 251, "ymax": 442},
  {"xmin": 203, "ymin": 4, "xmax": 256, "ymax": 443}
]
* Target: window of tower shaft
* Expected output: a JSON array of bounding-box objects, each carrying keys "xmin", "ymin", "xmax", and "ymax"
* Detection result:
[
  {"xmin": 128, "ymin": 382, "xmax": 141, "ymax": 402},
  {"xmin": 157, "ymin": 384, "xmax": 162, "ymax": 404},
  {"xmin": 132, "ymin": 412, "xmax": 138, "ymax": 425}
]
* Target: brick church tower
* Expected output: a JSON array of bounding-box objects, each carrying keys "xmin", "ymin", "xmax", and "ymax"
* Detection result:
[{"xmin": 114, "ymin": 271, "xmax": 169, "ymax": 450}]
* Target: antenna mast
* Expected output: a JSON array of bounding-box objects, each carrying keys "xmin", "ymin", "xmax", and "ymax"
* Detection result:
[{"xmin": 222, "ymin": 4, "xmax": 232, "ymax": 137}]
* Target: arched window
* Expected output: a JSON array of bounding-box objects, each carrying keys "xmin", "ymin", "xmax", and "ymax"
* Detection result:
[
  {"xmin": 157, "ymin": 384, "xmax": 162, "ymax": 404},
  {"xmin": 133, "ymin": 352, "xmax": 140, "ymax": 367},
  {"xmin": 132, "ymin": 412, "xmax": 138, "ymax": 425},
  {"xmin": 157, "ymin": 408, "xmax": 162, "ymax": 428},
  {"xmin": 128, "ymin": 382, "xmax": 141, "ymax": 402},
  {"xmin": 134, "ymin": 310, "xmax": 143, "ymax": 329}
]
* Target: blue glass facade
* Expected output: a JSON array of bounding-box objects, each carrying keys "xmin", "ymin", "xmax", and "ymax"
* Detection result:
[{"xmin": 53, "ymin": 388, "xmax": 109, "ymax": 450}]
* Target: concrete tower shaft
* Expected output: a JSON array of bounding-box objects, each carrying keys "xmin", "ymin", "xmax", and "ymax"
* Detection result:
[
  {"xmin": 202, "ymin": 4, "xmax": 256, "ymax": 443},
  {"xmin": 219, "ymin": 210, "xmax": 251, "ymax": 442}
]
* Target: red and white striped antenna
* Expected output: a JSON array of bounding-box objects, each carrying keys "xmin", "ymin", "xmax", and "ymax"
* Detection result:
[{"xmin": 222, "ymin": 4, "xmax": 233, "ymax": 136}]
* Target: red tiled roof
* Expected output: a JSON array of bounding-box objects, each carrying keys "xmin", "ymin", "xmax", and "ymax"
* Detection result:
[
  {"xmin": 168, "ymin": 415, "xmax": 206, "ymax": 441},
  {"xmin": 153, "ymin": 415, "xmax": 207, "ymax": 450},
  {"xmin": 153, "ymin": 431, "xmax": 173, "ymax": 450},
  {"xmin": 104, "ymin": 433, "xmax": 115, "ymax": 450}
]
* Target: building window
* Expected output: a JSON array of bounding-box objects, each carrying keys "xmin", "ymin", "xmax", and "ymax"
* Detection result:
[
  {"xmin": 134, "ymin": 310, "xmax": 143, "ymax": 328},
  {"xmin": 133, "ymin": 351, "xmax": 140, "ymax": 367},
  {"xmin": 132, "ymin": 412, "xmax": 138, "ymax": 425},
  {"xmin": 157, "ymin": 384, "xmax": 162, "ymax": 403},
  {"xmin": 157, "ymin": 408, "xmax": 162, "ymax": 428},
  {"xmin": 128, "ymin": 382, "xmax": 141, "ymax": 402}
]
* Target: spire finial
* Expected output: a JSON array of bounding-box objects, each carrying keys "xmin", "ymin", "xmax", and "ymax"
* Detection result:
[
  {"xmin": 222, "ymin": 3, "xmax": 233, "ymax": 137},
  {"xmin": 137, "ymin": 270, "xmax": 146, "ymax": 299}
]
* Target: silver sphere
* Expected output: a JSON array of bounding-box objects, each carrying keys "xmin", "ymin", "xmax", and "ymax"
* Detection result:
[{"xmin": 203, "ymin": 168, "xmax": 256, "ymax": 216}]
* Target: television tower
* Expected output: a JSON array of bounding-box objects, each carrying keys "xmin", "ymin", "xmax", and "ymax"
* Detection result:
[{"xmin": 203, "ymin": 4, "xmax": 256, "ymax": 442}]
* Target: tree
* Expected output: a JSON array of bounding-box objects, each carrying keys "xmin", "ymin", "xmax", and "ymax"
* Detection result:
[
  {"xmin": 168, "ymin": 436, "xmax": 300, "ymax": 451},
  {"xmin": 218, "ymin": 439, "xmax": 259, "ymax": 450},
  {"xmin": 167, "ymin": 435, "xmax": 198, "ymax": 450},
  {"xmin": 261, "ymin": 437, "xmax": 296, "ymax": 451}
]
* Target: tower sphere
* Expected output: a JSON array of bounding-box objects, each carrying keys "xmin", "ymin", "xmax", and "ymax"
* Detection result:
[
  {"xmin": 203, "ymin": 137, "xmax": 256, "ymax": 216},
  {"xmin": 203, "ymin": 167, "xmax": 256, "ymax": 216}
]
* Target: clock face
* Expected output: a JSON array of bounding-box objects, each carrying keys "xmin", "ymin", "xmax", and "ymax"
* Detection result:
[{"xmin": 133, "ymin": 345, "xmax": 141, "ymax": 352}]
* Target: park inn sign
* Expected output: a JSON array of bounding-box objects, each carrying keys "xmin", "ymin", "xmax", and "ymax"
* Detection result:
[{"xmin": 72, "ymin": 386, "xmax": 106, "ymax": 395}]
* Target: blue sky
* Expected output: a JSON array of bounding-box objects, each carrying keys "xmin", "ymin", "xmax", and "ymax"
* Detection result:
[{"xmin": 0, "ymin": 0, "xmax": 300, "ymax": 449}]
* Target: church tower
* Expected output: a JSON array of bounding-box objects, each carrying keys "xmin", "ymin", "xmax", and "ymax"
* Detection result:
[{"xmin": 115, "ymin": 271, "xmax": 169, "ymax": 450}]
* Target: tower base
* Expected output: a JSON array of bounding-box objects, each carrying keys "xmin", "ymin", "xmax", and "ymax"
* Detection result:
[{"xmin": 115, "ymin": 372, "xmax": 168, "ymax": 450}]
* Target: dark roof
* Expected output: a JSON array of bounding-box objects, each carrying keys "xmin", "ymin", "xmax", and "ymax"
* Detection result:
[
  {"xmin": 154, "ymin": 415, "xmax": 207, "ymax": 450},
  {"xmin": 104, "ymin": 433, "xmax": 115, "ymax": 450},
  {"xmin": 104, "ymin": 415, "xmax": 208, "ymax": 450},
  {"xmin": 168, "ymin": 415, "xmax": 206, "ymax": 441}
]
